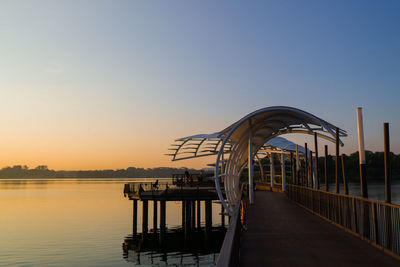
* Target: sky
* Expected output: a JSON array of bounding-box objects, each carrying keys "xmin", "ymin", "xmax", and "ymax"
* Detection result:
[{"xmin": 0, "ymin": 0, "xmax": 399, "ymax": 170}]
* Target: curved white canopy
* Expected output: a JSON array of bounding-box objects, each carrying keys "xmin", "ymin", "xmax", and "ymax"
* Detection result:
[{"xmin": 168, "ymin": 106, "xmax": 347, "ymax": 214}]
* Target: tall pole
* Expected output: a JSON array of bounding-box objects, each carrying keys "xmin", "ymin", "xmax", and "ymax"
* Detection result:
[
  {"xmin": 324, "ymin": 145, "xmax": 329, "ymax": 192},
  {"xmin": 384, "ymin": 122, "xmax": 391, "ymax": 203},
  {"xmin": 335, "ymin": 127, "xmax": 340, "ymax": 194},
  {"xmin": 270, "ymin": 153, "xmax": 275, "ymax": 188},
  {"xmin": 314, "ymin": 132, "xmax": 319, "ymax": 189},
  {"xmin": 341, "ymin": 155, "xmax": 348, "ymax": 195},
  {"xmin": 281, "ymin": 153, "xmax": 286, "ymax": 192},
  {"xmin": 304, "ymin": 143, "xmax": 308, "ymax": 187},
  {"xmin": 248, "ymin": 128, "xmax": 254, "ymax": 204},
  {"xmin": 356, "ymin": 107, "xmax": 368, "ymax": 198},
  {"xmin": 309, "ymin": 150, "xmax": 313, "ymax": 188},
  {"xmin": 290, "ymin": 151, "xmax": 294, "ymax": 185}
]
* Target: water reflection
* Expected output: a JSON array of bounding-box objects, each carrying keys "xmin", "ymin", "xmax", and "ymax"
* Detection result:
[{"xmin": 122, "ymin": 227, "xmax": 226, "ymax": 266}]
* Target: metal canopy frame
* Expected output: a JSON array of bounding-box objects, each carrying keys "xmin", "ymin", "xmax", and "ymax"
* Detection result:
[{"xmin": 168, "ymin": 106, "xmax": 347, "ymax": 215}]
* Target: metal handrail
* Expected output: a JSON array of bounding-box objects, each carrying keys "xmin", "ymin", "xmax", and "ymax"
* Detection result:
[
  {"xmin": 216, "ymin": 184, "xmax": 246, "ymax": 267},
  {"xmin": 286, "ymin": 184, "xmax": 400, "ymax": 257}
]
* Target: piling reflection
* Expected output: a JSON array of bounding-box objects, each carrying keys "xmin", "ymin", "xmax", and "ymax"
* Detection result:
[{"xmin": 122, "ymin": 226, "xmax": 226, "ymax": 266}]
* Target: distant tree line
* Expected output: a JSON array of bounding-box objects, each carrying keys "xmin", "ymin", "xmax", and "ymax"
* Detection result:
[
  {"xmin": 323, "ymin": 151, "xmax": 400, "ymax": 182},
  {"xmin": 1, "ymin": 151, "xmax": 400, "ymax": 180},
  {"xmin": 0, "ymin": 165, "xmax": 198, "ymax": 179}
]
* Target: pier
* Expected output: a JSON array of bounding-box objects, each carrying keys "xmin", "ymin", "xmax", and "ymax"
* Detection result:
[
  {"xmin": 123, "ymin": 180, "xmax": 226, "ymax": 235},
  {"xmin": 167, "ymin": 106, "xmax": 400, "ymax": 266}
]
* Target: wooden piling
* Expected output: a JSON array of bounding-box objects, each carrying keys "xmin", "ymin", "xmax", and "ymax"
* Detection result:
[
  {"xmin": 160, "ymin": 200, "xmax": 166, "ymax": 232},
  {"xmin": 142, "ymin": 200, "xmax": 148, "ymax": 233},
  {"xmin": 133, "ymin": 199, "xmax": 138, "ymax": 234},
  {"xmin": 184, "ymin": 200, "xmax": 192, "ymax": 236},
  {"xmin": 197, "ymin": 200, "xmax": 201, "ymax": 229},
  {"xmin": 153, "ymin": 200, "xmax": 158, "ymax": 232},
  {"xmin": 205, "ymin": 200, "xmax": 212, "ymax": 232},
  {"xmin": 384, "ymin": 122, "xmax": 391, "ymax": 203},
  {"xmin": 191, "ymin": 201, "xmax": 196, "ymax": 229}
]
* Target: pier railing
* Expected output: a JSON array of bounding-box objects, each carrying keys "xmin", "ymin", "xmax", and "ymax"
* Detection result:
[
  {"xmin": 124, "ymin": 182, "xmax": 171, "ymax": 196},
  {"xmin": 216, "ymin": 184, "xmax": 246, "ymax": 267},
  {"xmin": 286, "ymin": 184, "xmax": 400, "ymax": 257}
]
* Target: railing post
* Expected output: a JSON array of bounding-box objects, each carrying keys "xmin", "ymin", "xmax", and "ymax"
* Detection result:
[
  {"xmin": 352, "ymin": 198, "xmax": 358, "ymax": 234},
  {"xmin": 372, "ymin": 202, "xmax": 378, "ymax": 245}
]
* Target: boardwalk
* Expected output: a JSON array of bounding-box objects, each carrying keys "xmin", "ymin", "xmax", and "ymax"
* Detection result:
[{"xmin": 240, "ymin": 191, "xmax": 400, "ymax": 267}]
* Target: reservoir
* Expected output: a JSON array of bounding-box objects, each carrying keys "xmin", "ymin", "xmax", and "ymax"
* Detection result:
[{"xmin": 0, "ymin": 179, "xmax": 225, "ymax": 267}]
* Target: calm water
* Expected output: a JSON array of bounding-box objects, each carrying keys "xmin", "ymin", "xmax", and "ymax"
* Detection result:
[{"xmin": 0, "ymin": 179, "xmax": 225, "ymax": 267}]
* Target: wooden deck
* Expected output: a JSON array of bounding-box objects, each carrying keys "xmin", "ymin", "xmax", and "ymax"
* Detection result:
[{"xmin": 240, "ymin": 191, "xmax": 400, "ymax": 266}]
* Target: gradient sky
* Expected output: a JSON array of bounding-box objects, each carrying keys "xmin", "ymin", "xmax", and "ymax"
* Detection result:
[{"xmin": 0, "ymin": 0, "xmax": 399, "ymax": 170}]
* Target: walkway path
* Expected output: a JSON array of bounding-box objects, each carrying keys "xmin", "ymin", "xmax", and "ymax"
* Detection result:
[{"xmin": 240, "ymin": 191, "xmax": 399, "ymax": 266}]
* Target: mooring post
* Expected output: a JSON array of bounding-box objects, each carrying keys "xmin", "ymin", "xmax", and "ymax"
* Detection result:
[
  {"xmin": 384, "ymin": 122, "xmax": 391, "ymax": 203},
  {"xmin": 205, "ymin": 200, "xmax": 212, "ymax": 232},
  {"xmin": 142, "ymin": 200, "xmax": 148, "ymax": 234},
  {"xmin": 356, "ymin": 107, "xmax": 368, "ymax": 198},
  {"xmin": 160, "ymin": 200, "xmax": 166, "ymax": 233},
  {"xmin": 383, "ymin": 122, "xmax": 392, "ymax": 250},
  {"xmin": 335, "ymin": 127, "xmax": 340, "ymax": 194},
  {"xmin": 341, "ymin": 155, "xmax": 348, "ymax": 195},
  {"xmin": 304, "ymin": 143, "xmax": 308, "ymax": 187},
  {"xmin": 133, "ymin": 199, "xmax": 138, "ymax": 235},
  {"xmin": 356, "ymin": 108, "xmax": 370, "ymax": 240},
  {"xmin": 324, "ymin": 145, "xmax": 329, "ymax": 192},
  {"xmin": 314, "ymin": 132, "xmax": 319, "ymax": 189},
  {"xmin": 153, "ymin": 200, "xmax": 158, "ymax": 232}
]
